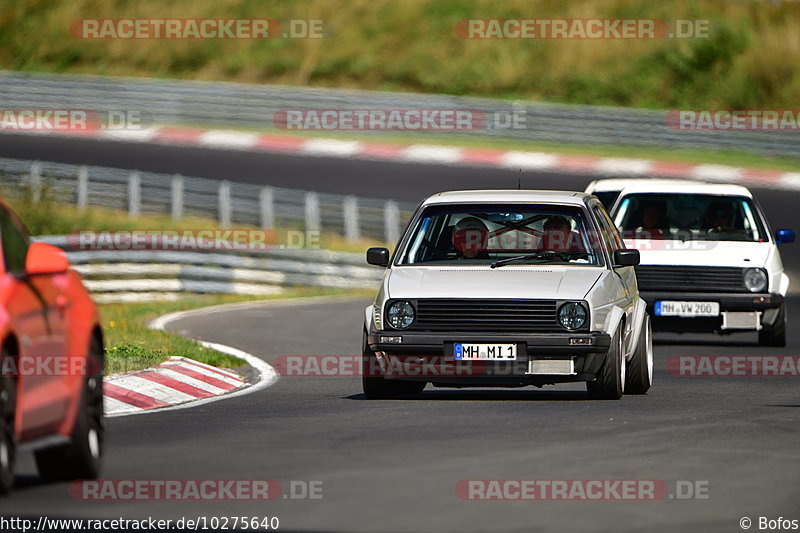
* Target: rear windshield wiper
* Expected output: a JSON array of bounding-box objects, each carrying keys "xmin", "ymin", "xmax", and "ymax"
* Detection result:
[{"xmin": 490, "ymin": 250, "xmax": 582, "ymax": 268}]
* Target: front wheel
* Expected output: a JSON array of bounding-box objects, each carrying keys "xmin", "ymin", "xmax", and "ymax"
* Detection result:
[
  {"xmin": 361, "ymin": 330, "xmax": 425, "ymax": 399},
  {"xmin": 587, "ymin": 328, "xmax": 625, "ymax": 400},
  {"xmin": 625, "ymin": 315, "xmax": 653, "ymax": 394},
  {"xmin": 35, "ymin": 336, "xmax": 105, "ymax": 481},
  {"xmin": 759, "ymin": 303, "xmax": 787, "ymax": 347}
]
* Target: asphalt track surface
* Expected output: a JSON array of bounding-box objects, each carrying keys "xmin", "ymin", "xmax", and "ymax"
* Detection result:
[{"xmin": 2, "ymin": 132, "xmax": 800, "ymax": 532}]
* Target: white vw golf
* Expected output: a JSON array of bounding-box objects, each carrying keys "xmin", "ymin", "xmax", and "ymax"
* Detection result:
[
  {"xmin": 362, "ymin": 190, "xmax": 652, "ymax": 400},
  {"xmin": 608, "ymin": 181, "xmax": 794, "ymax": 345}
]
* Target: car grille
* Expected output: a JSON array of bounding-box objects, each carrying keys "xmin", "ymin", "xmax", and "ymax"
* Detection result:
[
  {"xmin": 412, "ymin": 299, "xmax": 559, "ymax": 332},
  {"xmin": 634, "ymin": 265, "xmax": 746, "ymax": 293}
]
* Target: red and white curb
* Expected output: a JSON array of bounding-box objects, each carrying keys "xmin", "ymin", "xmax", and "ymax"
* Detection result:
[
  {"xmin": 103, "ymin": 305, "xmax": 278, "ymax": 418},
  {"xmin": 104, "ymin": 356, "xmax": 245, "ymax": 416},
  {"xmin": 13, "ymin": 126, "xmax": 800, "ymax": 192}
]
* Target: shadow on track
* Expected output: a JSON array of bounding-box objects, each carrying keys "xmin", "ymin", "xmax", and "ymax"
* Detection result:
[{"xmin": 346, "ymin": 389, "xmax": 595, "ymax": 401}]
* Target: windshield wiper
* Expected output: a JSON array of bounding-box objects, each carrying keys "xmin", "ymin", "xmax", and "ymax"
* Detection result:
[{"xmin": 490, "ymin": 250, "xmax": 578, "ymax": 268}]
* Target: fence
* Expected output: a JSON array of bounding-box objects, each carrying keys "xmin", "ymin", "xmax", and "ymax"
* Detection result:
[
  {"xmin": 35, "ymin": 235, "xmax": 383, "ymax": 303},
  {"xmin": 2, "ymin": 70, "xmax": 799, "ymax": 158},
  {"xmin": 0, "ymin": 156, "xmax": 415, "ymax": 243}
]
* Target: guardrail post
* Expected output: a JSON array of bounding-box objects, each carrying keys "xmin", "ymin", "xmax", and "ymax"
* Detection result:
[
  {"xmin": 260, "ymin": 186, "xmax": 274, "ymax": 229},
  {"xmin": 127, "ymin": 171, "xmax": 141, "ymax": 217},
  {"xmin": 343, "ymin": 195, "xmax": 360, "ymax": 242},
  {"xmin": 384, "ymin": 200, "xmax": 400, "ymax": 244},
  {"xmin": 304, "ymin": 191, "xmax": 321, "ymax": 233},
  {"xmin": 171, "ymin": 175, "xmax": 183, "ymax": 220},
  {"xmin": 76, "ymin": 166, "xmax": 88, "ymax": 210},
  {"xmin": 218, "ymin": 180, "xmax": 231, "ymax": 227},
  {"xmin": 28, "ymin": 162, "xmax": 42, "ymax": 203}
]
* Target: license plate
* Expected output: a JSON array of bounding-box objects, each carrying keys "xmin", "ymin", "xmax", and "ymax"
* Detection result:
[
  {"xmin": 655, "ymin": 301, "xmax": 720, "ymax": 317},
  {"xmin": 454, "ymin": 343, "xmax": 517, "ymax": 361}
]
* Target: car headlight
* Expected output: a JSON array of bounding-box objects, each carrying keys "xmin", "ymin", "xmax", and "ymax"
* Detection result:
[
  {"xmin": 387, "ymin": 301, "xmax": 415, "ymax": 329},
  {"xmin": 558, "ymin": 302, "xmax": 587, "ymax": 331},
  {"xmin": 743, "ymin": 268, "xmax": 768, "ymax": 293}
]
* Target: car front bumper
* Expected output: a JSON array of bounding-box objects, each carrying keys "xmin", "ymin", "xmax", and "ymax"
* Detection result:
[
  {"xmin": 367, "ymin": 330, "xmax": 611, "ymax": 386},
  {"xmin": 639, "ymin": 291, "xmax": 784, "ymax": 333}
]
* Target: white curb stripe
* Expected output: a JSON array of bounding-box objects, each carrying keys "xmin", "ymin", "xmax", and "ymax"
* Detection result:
[
  {"xmin": 402, "ymin": 145, "xmax": 463, "ymax": 164},
  {"xmin": 690, "ymin": 164, "xmax": 744, "ymax": 182},
  {"xmin": 595, "ymin": 158, "xmax": 653, "ymax": 176},
  {"xmin": 301, "ymin": 139, "xmax": 363, "ymax": 157},
  {"xmin": 152, "ymin": 367, "xmax": 230, "ymax": 395},
  {"xmin": 165, "ymin": 357, "xmax": 243, "ymax": 383},
  {"xmin": 499, "ymin": 151, "xmax": 559, "ymax": 170},
  {"xmin": 779, "ymin": 172, "xmax": 800, "ymax": 191},
  {"xmin": 107, "ymin": 374, "xmax": 198, "ymax": 404},
  {"xmin": 199, "ymin": 129, "xmax": 259, "ymax": 150},
  {"xmin": 99, "ymin": 127, "xmax": 161, "ymax": 143}
]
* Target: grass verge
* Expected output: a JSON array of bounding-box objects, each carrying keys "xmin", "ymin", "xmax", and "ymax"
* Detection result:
[{"xmin": 102, "ymin": 287, "xmax": 374, "ymax": 374}]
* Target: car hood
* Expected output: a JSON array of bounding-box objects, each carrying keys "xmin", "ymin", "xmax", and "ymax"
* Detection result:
[
  {"xmin": 386, "ymin": 266, "xmax": 603, "ymax": 300},
  {"xmin": 623, "ymin": 240, "xmax": 772, "ymax": 267}
]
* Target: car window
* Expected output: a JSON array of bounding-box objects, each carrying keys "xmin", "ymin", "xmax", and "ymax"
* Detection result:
[
  {"xmin": 613, "ymin": 193, "xmax": 767, "ymax": 242},
  {"xmin": 396, "ymin": 203, "xmax": 603, "ymax": 266},
  {"xmin": 0, "ymin": 205, "xmax": 31, "ymax": 273},
  {"xmin": 592, "ymin": 205, "xmax": 621, "ymax": 253}
]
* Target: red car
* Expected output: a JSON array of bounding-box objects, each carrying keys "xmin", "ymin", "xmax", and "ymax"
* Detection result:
[{"xmin": 0, "ymin": 199, "xmax": 104, "ymax": 494}]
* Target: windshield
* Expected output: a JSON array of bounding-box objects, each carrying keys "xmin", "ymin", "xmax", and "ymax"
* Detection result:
[
  {"xmin": 613, "ymin": 193, "xmax": 767, "ymax": 242},
  {"xmin": 396, "ymin": 203, "xmax": 602, "ymax": 266}
]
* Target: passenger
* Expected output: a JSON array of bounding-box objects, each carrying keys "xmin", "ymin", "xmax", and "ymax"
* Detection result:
[{"xmin": 703, "ymin": 201, "xmax": 734, "ymax": 232}]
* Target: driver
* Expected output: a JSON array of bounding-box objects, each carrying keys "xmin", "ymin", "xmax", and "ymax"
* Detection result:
[
  {"xmin": 451, "ymin": 217, "xmax": 490, "ymax": 259},
  {"xmin": 541, "ymin": 215, "xmax": 581, "ymax": 252}
]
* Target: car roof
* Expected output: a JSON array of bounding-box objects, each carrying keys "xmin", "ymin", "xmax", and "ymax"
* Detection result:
[
  {"xmin": 421, "ymin": 190, "xmax": 593, "ymax": 206},
  {"xmin": 585, "ymin": 178, "xmax": 704, "ymax": 193},
  {"xmin": 615, "ymin": 181, "xmax": 754, "ymax": 198}
]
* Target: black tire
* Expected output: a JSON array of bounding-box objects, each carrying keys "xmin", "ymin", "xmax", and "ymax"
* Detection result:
[
  {"xmin": 759, "ymin": 303, "xmax": 787, "ymax": 347},
  {"xmin": 35, "ymin": 335, "xmax": 105, "ymax": 481},
  {"xmin": 361, "ymin": 330, "xmax": 425, "ymax": 399},
  {"xmin": 0, "ymin": 345, "xmax": 17, "ymax": 495},
  {"xmin": 587, "ymin": 328, "xmax": 625, "ymax": 400},
  {"xmin": 625, "ymin": 315, "xmax": 653, "ymax": 395}
]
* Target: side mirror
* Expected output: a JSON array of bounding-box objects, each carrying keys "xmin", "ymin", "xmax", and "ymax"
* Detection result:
[
  {"xmin": 26, "ymin": 242, "xmax": 69, "ymax": 275},
  {"xmin": 613, "ymin": 249, "xmax": 640, "ymax": 267},
  {"xmin": 775, "ymin": 229, "xmax": 795, "ymax": 244},
  {"xmin": 366, "ymin": 247, "xmax": 390, "ymax": 267}
]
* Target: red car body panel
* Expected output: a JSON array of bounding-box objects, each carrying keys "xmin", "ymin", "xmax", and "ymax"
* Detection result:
[{"xmin": 0, "ymin": 199, "xmax": 102, "ymax": 445}]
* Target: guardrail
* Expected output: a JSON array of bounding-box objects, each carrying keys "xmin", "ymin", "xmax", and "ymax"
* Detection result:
[
  {"xmin": 35, "ymin": 235, "xmax": 383, "ymax": 303},
  {"xmin": 2, "ymin": 71, "xmax": 799, "ymax": 158},
  {"xmin": 0, "ymin": 156, "xmax": 415, "ymax": 243}
]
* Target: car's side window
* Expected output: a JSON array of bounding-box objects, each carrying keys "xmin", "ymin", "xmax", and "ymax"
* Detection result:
[
  {"xmin": 0, "ymin": 206, "xmax": 30, "ymax": 273},
  {"xmin": 592, "ymin": 205, "xmax": 621, "ymax": 252}
]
